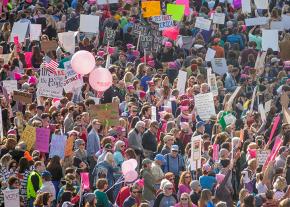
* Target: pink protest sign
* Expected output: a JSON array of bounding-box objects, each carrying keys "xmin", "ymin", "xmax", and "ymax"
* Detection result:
[
  {"xmin": 213, "ymin": 144, "xmax": 219, "ymax": 161},
  {"xmin": 176, "ymin": 0, "xmax": 189, "ymax": 16},
  {"xmin": 263, "ymin": 136, "xmax": 282, "ymax": 170},
  {"xmin": 80, "ymin": 172, "xmax": 90, "ymax": 190},
  {"xmin": 24, "ymin": 52, "xmax": 33, "ymax": 68},
  {"xmin": 35, "ymin": 128, "xmax": 50, "ymax": 153},
  {"xmin": 267, "ymin": 115, "xmax": 280, "ymax": 146}
]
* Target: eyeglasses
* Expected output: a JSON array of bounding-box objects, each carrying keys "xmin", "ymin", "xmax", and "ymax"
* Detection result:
[{"xmin": 181, "ymin": 198, "xmax": 188, "ymax": 201}]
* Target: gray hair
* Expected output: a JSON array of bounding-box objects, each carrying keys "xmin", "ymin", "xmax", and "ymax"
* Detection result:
[{"xmin": 135, "ymin": 121, "xmax": 145, "ymax": 128}]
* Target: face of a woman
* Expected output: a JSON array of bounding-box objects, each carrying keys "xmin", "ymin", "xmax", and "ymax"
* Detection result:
[{"xmin": 180, "ymin": 195, "xmax": 189, "ymax": 204}]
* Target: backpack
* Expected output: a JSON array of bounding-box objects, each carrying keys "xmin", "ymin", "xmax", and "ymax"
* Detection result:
[{"xmin": 92, "ymin": 163, "xmax": 108, "ymax": 187}]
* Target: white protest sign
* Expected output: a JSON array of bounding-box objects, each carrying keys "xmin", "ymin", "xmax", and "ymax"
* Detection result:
[
  {"xmin": 265, "ymin": 100, "xmax": 272, "ymax": 113},
  {"xmin": 0, "ymin": 106, "xmax": 3, "ymax": 138},
  {"xmin": 258, "ymin": 103, "xmax": 266, "ymax": 123},
  {"xmin": 262, "ymin": 30, "xmax": 279, "ymax": 51},
  {"xmin": 254, "ymin": 0, "xmax": 269, "ymax": 10},
  {"xmin": 63, "ymin": 62, "xmax": 83, "ymax": 93},
  {"xmin": 245, "ymin": 17, "xmax": 269, "ymax": 26},
  {"xmin": 58, "ymin": 31, "xmax": 75, "ymax": 54},
  {"xmin": 208, "ymin": 74, "xmax": 218, "ymax": 96},
  {"xmin": 282, "ymin": 15, "xmax": 290, "ymax": 30},
  {"xmin": 3, "ymin": 189, "xmax": 20, "ymax": 207},
  {"xmin": 213, "ymin": 13, "xmax": 225, "ymax": 24},
  {"xmin": 195, "ymin": 17, "xmax": 211, "ymax": 31},
  {"xmin": 2, "ymin": 80, "xmax": 17, "ymax": 95},
  {"xmin": 270, "ymin": 21, "xmax": 284, "ymax": 31},
  {"xmin": 211, "ymin": 58, "xmax": 228, "ymax": 75},
  {"xmin": 250, "ymin": 86, "xmax": 257, "ymax": 113},
  {"xmin": 190, "ymin": 135, "xmax": 202, "ymax": 170},
  {"xmin": 242, "ymin": 0, "xmax": 251, "ymax": 13},
  {"xmin": 257, "ymin": 150, "xmax": 270, "ymax": 166},
  {"xmin": 97, "ymin": 0, "xmax": 118, "ymax": 5},
  {"xmin": 49, "ymin": 134, "xmax": 67, "ymax": 159},
  {"xmin": 30, "ymin": 24, "xmax": 42, "ymax": 41},
  {"xmin": 37, "ymin": 68, "xmax": 65, "ymax": 99},
  {"xmin": 224, "ymin": 113, "xmax": 236, "ymax": 126},
  {"xmin": 227, "ymin": 86, "xmax": 242, "ymax": 109},
  {"xmin": 176, "ymin": 70, "xmax": 187, "ymax": 95},
  {"xmin": 80, "ymin": 15, "xmax": 100, "ymax": 33},
  {"xmin": 205, "ymin": 48, "xmax": 216, "ymax": 61},
  {"xmin": 10, "ymin": 22, "xmax": 29, "ymax": 42},
  {"xmin": 151, "ymin": 15, "xmax": 174, "ymax": 30},
  {"xmin": 151, "ymin": 106, "xmax": 157, "ymax": 121},
  {"xmin": 194, "ymin": 92, "xmax": 216, "ymax": 121}
]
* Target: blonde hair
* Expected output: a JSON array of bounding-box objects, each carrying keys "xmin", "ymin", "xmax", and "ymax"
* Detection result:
[
  {"xmin": 179, "ymin": 171, "xmax": 192, "ymax": 186},
  {"xmin": 273, "ymin": 176, "xmax": 287, "ymax": 191}
]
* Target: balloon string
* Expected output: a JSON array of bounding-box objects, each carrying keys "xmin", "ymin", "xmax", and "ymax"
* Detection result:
[{"xmin": 105, "ymin": 177, "xmax": 124, "ymax": 192}]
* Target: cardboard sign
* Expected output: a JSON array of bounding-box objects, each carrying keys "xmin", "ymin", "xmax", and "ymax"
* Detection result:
[
  {"xmin": 245, "ymin": 17, "xmax": 269, "ymax": 26},
  {"xmin": 49, "ymin": 134, "xmax": 66, "ymax": 159},
  {"xmin": 3, "ymin": 189, "xmax": 20, "ymax": 207},
  {"xmin": 141, "ymin": 1, "xmax": 161, "ymax": 18},
  {"xmin": 80, "ymin": 15, "xmax": 100, "ymax": 33},
  {"xmin": 2, "ymin": 80, "xmax": 17, "ymax": 95},
  {"xmin": 211, "ymin": 58, "xmax": 228, "ymax": 75},
  {"xmin": 41, "ymin": 40, "xmax": 58, "ymax": 53},
  {"xmin": 195, "ymin": 17, "xmax": 211, "ymax": 31},
  {"xmin": 65, "ymin": 136, "xmax": 75, "ymax": 157},
  {"xmin": 262, "ymin": 30, "xmax": 279, "ymax": 51},
  {"xmin": 10, "ymin": 22, "xmax": 29, "ymax": 42},
  {"xmin": 194, "ymin": 92, "xmax": 216, "ymax": 121},
  {"xmin": 36, "ymin": 128, "xmax": 50, "ymax": 153},
  {"xmin": 88, "ymin": 103, "xmax": 120, "ymax": 126},
  {"xmin": 20, "ymin": 125, "xmax": 36, "ymax": 151},
  {"xmin": 13, "ymin": 90, "xmax": 32, "ymax": 103},
  {"xmin": 213, "ymin": 13, "xmax": 225, "ymax": 24},
  {"xmin": 166, "ymin": 3, "xmax": 185, "ymax": 21},
  {"xmin": 176, "ymin": 36, "xmax": 194, "ymax": 50},
  {"xmin": 30, "ymin": 24, "xmax": 42, "ymax": 41},
  {"xmin": 257, "ymin": 150, "xmax": 270, "ymax": 166},
  {"xmin": 103, "ymin": 27, "xmax": 116, "ymax": 46}
]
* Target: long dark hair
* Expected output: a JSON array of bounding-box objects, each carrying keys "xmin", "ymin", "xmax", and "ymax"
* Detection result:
[
  {"xmin": 47, "ymin": 155, "xmax": 62, "ymax": 171},
  {"xmin": 18, "ymin": 157, "xmax": 29, "ymax": 173}
]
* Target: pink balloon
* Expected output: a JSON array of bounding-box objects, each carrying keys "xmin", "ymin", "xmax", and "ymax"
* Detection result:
[
  {"xmin": 124, "ymin": 170, "xmax": 138, "ymax": 183},
  {"xmin": 89, "ymin": 67, "xmax": 112, "ymax": 92},
  {"xmin": 71, "ymin": 50, "xmax": 96, "ymax": 75},
  {"xmin": 216, "ymin": 173, "xmax": 225, "ymax": 184},
  {"xmin": 122, "ymin": 159, "xmax": 138, "ymax": 174}
]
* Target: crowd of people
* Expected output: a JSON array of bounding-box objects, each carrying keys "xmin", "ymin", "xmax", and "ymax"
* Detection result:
[{"xmin": 0, "ymin": 0, "xmax": 290, "ymax": 207}]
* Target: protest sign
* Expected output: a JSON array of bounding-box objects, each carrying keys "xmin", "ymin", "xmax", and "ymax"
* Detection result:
[
  {"xmin": 16, "ymin": 112, "xmax": 24, "ymax": 136},
  {"xmin": 0, "ymin": 54, "xmax": 10, "ymax": 64},
  {"xmin": 152, "ymin": 35, "xmax": 163, "ymax": 52},
  {"xmin": 41, "ymin": 40, "xmax": 58, "ymax": 53},
  {"xmin": 224, "ymin": 113, "xmax": 237, "ymax": 126},
  {"xmin": 208, "ymin": 74, "xmax": 218, "ymax": 96},
  {"xmin": 213, "ymin": 144, "xmax": 219, "ymax": 162},
  {"xmin": 0, "ymin": 107, "xmax": 3, "ymax": 138},
  {"xmin": 65, "ymin": 136, "xmax": 75, "ymax": 157},
  {"xmin": 166, "ymin": 4, "xmax": 185, "ymax": 21},
  {"xmin": 36, "ymin": 128, "xmax": 50, "ymax": 153},
  {"xmin": 262, "ymin": 30, "xmax": 279, "ymax": 51},
  {"xmin": 133, "ymin": 23, "xmax": 149, "ymax": 36},
  {"xmin": 97, "ymin": 0, "xmax": 118, "ymax": 5},
  {"xmin": 245, "ymin": 17, "xmax": 269, "ymax": 26},
  {"xmin": 194, "ymin": 92, "xmax": 216, "ymax": 121},
  {"xmin": 265, "ymin": 100, "xmax": 272, "ymax": 113},
  {"xmin": 282, "ymin": 15, "xmax": 290, "ymax": 30},
  {"xmin": 80, "ymin": 15, "xmax": 100, "ymax": 33},
  {"xmin": 30, "ymin": 24, "xmax": 42, "ymax": 41},
  {"xmin": 176, "ymin": 70, "xmax": 187, "ymax": 94},
  {"xmin": 10, "ymin": 22, "xmax": 29, "ymax": 42},
  {"xmin": 257, "ymin": 150, "xmax": 270, "ymax": 166},
  {"xmin": 176, "ymin": 0, "xmax": 189, "ymax": 16},
  {"xmin": 151, "ymin": 106, "xmax": 157, "ymax": 121},
  {"xmin": 81, "ymin": 172, "xmax": 90, "ymax": 190},
  {"xmin": 213, "ymin": 13, "xmax": 225, "ymax": 24},
  {"xmin": 49, "ymin": 134, "xmax": 66, "ymax": 159},
  {"xmin": 190, "ymin": 135, "xmax": 202, "ymax": 170},
  {"xmin": 2, "ymin": 80, "xmax": 17, "ymax": 95},
  {"xmin": 139, "ymin": 35, "xmax": 153, "ymax": 51},
  {"xmin": 254, "ymin": 0, "xmax": 268, "ymax": 10},
  {"xmin": 103, "ymin": 27, "xmax": 116, "ymax": 46},
  {"xmin": 58, "ymin": 31, "xmax": 76, "ymax": 54},
  {"xmin": 13, "ymin": 90, "xmax": 32, "ymax": 104},
  {"xmin": 20, "ymin": 125, "xmax": 36, "ymax": 151},
  {"xmin": 242, "ymin": 0, "xmax": 251, "ymax": 13},
  {"xmin": 37, "ymin": 68, "xmax": 65, "ymax": 99},
  {"xmin": 63, "ymin": 62, "xmax": 83, "ymax": 93},
  {"xmin": 211, "ymin": 58, "xmax": 228, "ymax": 75},
  {"xmin": 88, "ymin": 103, "xmax": 120, "ymax": 126},
  {"xmin": 270, "ymin": 21, "xmax": 284, "ymax": 31},
  {"xmin": 152, "ymin": 16, "xmax": 174, "ymax": 30},
  {"xmin": 3, "ymin": 189, "xmax": 20, "ymax": 207},
  {"xmin": 176, "ymin": 36, "xmax": 194, "ymax": 50},
  {"xmin": 195, "ymin": 17, "xmax": 211, "ymax": 31},
  {"xmin": 263, "ymin": 136, "xmax": 282, "ymax": 170},
  {"xmin": 205, "ymin": 48, "xmax": 216, "ymax": 61},
  {"xmin": 141, "ymin": 1, "xmax": 161, "ymax": 18},
  {"xmin": 258, "ymin": 104, "xmax": 266, "ymax": 123}
]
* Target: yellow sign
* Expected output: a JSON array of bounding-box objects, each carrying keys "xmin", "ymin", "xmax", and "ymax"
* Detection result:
[
  {"xmin": 142, "ymin": 1, "xmax": 161, "ymax": 18},
  {"xmin": 20, "ymin": 125, "xmax": 36, "ymax": 151}
]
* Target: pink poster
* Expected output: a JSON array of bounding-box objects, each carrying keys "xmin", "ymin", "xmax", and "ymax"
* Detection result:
[
  {"xmin": 263, "ymin": 136, "xmax": 282, "ymax": 170},
  {"xmin": 24, "ymin": 52, "xmax": 33, "ymax": 68},
  {"xmin": 81, "ymin": 172, "xmax": 90, "ymax": 190},
  {"xmin": 176, "ymin": 0, "xmax": 190, "ymax": 16},
  {"xmin": 267, "ymin": 115, "xmax": 280, "ymax": 145},
  {"xmin": 36, "ymin": 128, "xmax": 50, "ymax": 153},
  {"xmin": 213, "ymin": 144, "xmax": 219, "ymax": 161}
]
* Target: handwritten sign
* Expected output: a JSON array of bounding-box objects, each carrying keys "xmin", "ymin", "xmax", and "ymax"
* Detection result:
[
  {"xmin": 88, "ymin": 103, "xmax": 119, "ymax": 126},
  {"xmin": 140, "ymin": 35, "xmax": 153, "ymax": 51},
  {"xmin": 2, "ymin": 80, "xmax": 17, "ymax": 95},
  {"xmin": 35, "ymin": 128, "xmax": 50, "ymax": 153},
  {"xmin": 257, "ymin": 150, "xmax": 270, "ymax": 166},
  {"xmin": 194, "ymin": 92, "xmax": 216, "ymax": 121},
  {"xmin": 41, "ymin": 40, "xmax": 58, "ymax": 54},
  {"xmin": 49, "ymin": 134, "xmax": 67, "ymax": 159},
  {"xmin": 80, "ymin": 15, "xmax": 100, "ymax": 33},
  {"xmin": 13, "ymin": 90, "xmax": 32, "ymax": 104},
  {"xmin": 3, "ymin": 189, "xmax": 20, "ymax": 207},
  {"xmin": 212, "ymin": 13, "xmax": 225, "ymax": 24},
  {"xmin": 133, "ymin": 23, "xmax": 149, "ymax": 36},
  {"xmin": 211, "ymin": 58, "xmax": 228, "ymax": 75},
  {"xmin": 64, "ymin": 136, "xmax": 74, "ymax": 157},
  {"xmin": 103, "ymin": 27, "xmax": 116, "ymax": 46},
  {"xmin": 195, "ymin": 17, "xmax": 211, "ymax": 31},
  {"xmin": 151, "ymin": 15, "xmax": 174, "ymax": 31},
  {"xmin": 63, "ymin": 62, "xmax": 83, "ymax": 93},
  {"xmin": 20, "ymin": 125, "xmax": 36, "ymax": 151},
  {"xmin": 30, "ymin": 24, "xmax": 42, "ymax": 41},
  {"xmin": 142, "ymin": 1, "xmax": 161, "ymax": 18}
]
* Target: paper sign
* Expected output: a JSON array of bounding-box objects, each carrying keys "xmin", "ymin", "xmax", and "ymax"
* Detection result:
[
  {"xmin": 258, "ymin": 104, "xmax": 266, "ymax": 123},
  {"xmin": 227, "ymin": 86, "xmax": 242, "ymax": 110},
  {"xmin": 81, "ymin": 172, "xmax": 90, "ymax": 190},
  {"xmin": 257, "ymin": 150, "xmax": 270, "ymax": 166},
  {"xmin": 41, "ymin": 40, "xmax": 58, "ymax": 53},
  {"xmin": 224, "ymin": 113, "xmax": 236, "ymax": 126},
  {"xmin": 142, "ymin": 1, "xmax": 161, "ymax": 18},
  {"xmin": 2, "ymin": 80, "xmax": 17, "ymax": 95},
  {"xmin": 282, "ymin": 15, "xmax": 290, "ymax": 30},
  {"xmin": 151, "ymin": 16, "xmax": 175, "ymax": 30},
  {"xmin": 211, "ymin": 58, "xmax": 228, "ymax": 75},
  {"xmin": 36, "ymin": 128, "xmax": 50, "ymax": 153},
  {"xmin": 195, "ymin": 17, "xmax": 211, "ymax": 31},
  {"xmin": 166, "ymin": 4, "xmax": 185, "ymax": 21},
  {"xmin": 10, "ymin": 22, "xmax": 29, "ymax": 42},
  {"xmin": 176, "ymin": 0, "xmax": 189, "ymax": 16},
  {"xmin": 58, "ymin": 31, "xmax": 76, "ymax": 54},
  {"xmin": 245, "ymin": 17, "xmax": 269, "ymax": 26},
  {"xmin": 63, "ymin": 62, "xmax": 83, "ymax": 93},
  {"xmin": 37, "ymin": 68, "xmax": 65, "ymax": 98},
  {"xmin": 208, "ymin": 74, "xmax": 218, "ymax": 96},
  {"xmin": 283, "ymin": 108, "xmax": 290, "ymax": 124},
  {"xmin": 49, "ymin": 134, "xmax": 67, "ymax": 159},
  {"xmin": 270, "ymin": 21, "xmax": 284, "ymax": 31},
  {"xmin": 13, "ymin": 90, "xmax": 32, "ymax": 104},
  {"xmin": 151, "ymin": 106, "xmax": 157, "ymax": 121},
  {"xmin": 190, "ymin": 135, "xmax": 202, "ymax": 170},
  {"xmin": 213, "ymin": 13, "xmax": 225, "ymax": 24},
  {"xmin": 3, "ymin": 189, "xmax": 20, "ymax": 207},
  {"xmin": 265, "ymin": 100, "xmax": 272, "ymax": 113},
  {"xmin": 30, "ymin": 24, "xmax": 42, "ymax": 41},
  {"xmin": 176, "ymin": 70, "xmax": 187, "ymax": 94},
  {"xmin": 194, "ymin": 92, "xmax": 216, "ymax": 121},
  {"xmin": 80, "ymin": 15, "xmax": 100, "ymax": 33},
  {"xmin": 103, "ymin": 27, "xmax": 116, "ymax": 46},
  {"xmin": 20, "ymin": 125, "xmax": 36, "ymax": 151},
  {"xmin": 254, "ymin": 0, "xmax": 269, "ymax": 10},
  {"xmin": 88, "ymin": 103, "xmax": 120, "ymax": 126},
  {"xmin": 262, "ymin": 30, "xmax": 279, "ymax": 51},
  {"xmin": 97, "ymin": 0, "xmax": 118, "ymax": 5},
  {"xmin": 242, "ymin": 0, "xmax": 251, "ymax": 13},
  {"xmin": 64, "ymin": 136, "xmax": 74, "ymax": 157},
  {"xmin": 176, "ymin": 36, "xmax": 194, "ymax": 50},
  {"xmin": 205, "ymin": 48, "xmax": 216, "ymax": 61},
  {"xmin": 213, "ymin": 144, "xmax": 219, "ymax": 162},
  {"xmin": 0, "ymin": 107, "xmax": 3, "ymax": 138}
]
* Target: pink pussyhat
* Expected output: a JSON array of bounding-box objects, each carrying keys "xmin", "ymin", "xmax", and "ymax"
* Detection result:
[
  {"xmin": 14, "ymin": 72, "xmax": 23, "ymax": 80},
  {"xmin": 216, "ymin": 174, "xmax": 225, "ymax": 184},
  {"xmin": 28, "ymin": 76, "xmax": 38, "ymax": 85},
  {"xmin": 132, "ymin": 50, "xmax": 140, "ymax": 57},
  {"xmin": 107, "ymin": 47, "xmax": 116, "ymax": 55}
]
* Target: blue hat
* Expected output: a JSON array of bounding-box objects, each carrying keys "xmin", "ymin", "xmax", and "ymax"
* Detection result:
[
  {"xmin": 154, "ymin": 154, "xmax": 166, "ymax": 164},
  {"xmin": 41, "ymin": 170, "xmax": 52, "ymax": 177},
  {"xmin": 171, "ymin": 145, "xmax": 179, "ymax": 151},
  {"xmin": 196, "ymin": 121, "xmax": 205, "ymax": 129}
]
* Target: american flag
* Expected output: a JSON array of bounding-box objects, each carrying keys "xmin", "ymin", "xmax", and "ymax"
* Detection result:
[{"xmin": 44, "ymin": 56, "xmax": 59, "ymax": 74}]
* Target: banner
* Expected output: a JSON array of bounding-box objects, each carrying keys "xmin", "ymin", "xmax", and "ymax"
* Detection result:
[
  {"xmin": 35, "ymin": 128, "xmax": 50, "ymax": 153},
  {"xmin": 80, "ymin": 15, "xmax": 100, "ymax": 33},
  {"xmin": 103, "ymin": 27, "xmax": 116, "ymax": 46},
  {"xmin": 3, "ymin": 189, "xmax": 20, "ymax": 207},
  {"xmin": 2, "ymin": 80, "xmax": 17, "ymax": 95},
  {"xmin": 64, "ymin": 135, "xmax": 74, "ymax": 157},
  {"xmin": 20, "ymin": 125, "xmax": 36, "ymax": 151},
  {"xmin": 37, "ymin": 68, "xmax": 65, "ymax": 98},
  {"xmin": 88, "ymin": 103, "xmax": 120, "ymax": 126},
  {"xmin": 41, "ymin": 40, "xmax": 58, "ymax": 53},
  {"xmin": 166, "ymin": 4, "xmax": 185, "ymax": 21},
  {"xmin": 49, "ymin": 134, "xmax": 66, "ymax": 159},
  {"xmin": 194, "ymin": 92, "xmax": 216, "ymax": 121},
  {"xmin": 63, "ymin": 62, "xmax": 83, "ymax": 93},
  {"xmin": 190, "ymin": 135, "xmax": 202, "ymax": 170},
  {"xmin": 141, "ymin": 1, "xmax": 161, "ymax": 18},
  {"xmin": 13, "ymin": 90, "xmax": 32, "ymax": 104}
]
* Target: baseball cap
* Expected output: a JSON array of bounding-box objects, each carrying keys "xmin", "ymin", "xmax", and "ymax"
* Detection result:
[
  {"xmin": 196, "ymin": 121, "xmax": 205, "ymax": 129},
  {"xmin": 142, "ymin": 158, "xmax": 152, "ymax": 165},
  {"xmin": 154, "ymin": 154, "xmax": 166, "ymax": 164},
  {"xmin": 171, "ymin": 145, "xmax": 179, "ymax": 151}
]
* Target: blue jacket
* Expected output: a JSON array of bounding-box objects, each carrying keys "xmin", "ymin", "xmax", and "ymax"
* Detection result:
[
  {"xmin": 87, "ymin": 129, "xmax": 100, "ymax": 156},
  {"xmin": 163, "ymin": 154, "xmax": 185, "ymax": 176},
  {"xmin": 224, "ymin": 73, "xmax": 237, "ymax": 92},
  {"xmin": 226, "ymin": 34, "xmax": 244, "ymax": 50}
]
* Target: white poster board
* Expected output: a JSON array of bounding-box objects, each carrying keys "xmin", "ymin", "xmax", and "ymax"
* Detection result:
[
  {"xmin": 2, "ymin": 80, "xmax": 17, "ymax": 95},
  {"xmin": 63, "ymin": 62, "xmax": 83, "ymax": 93},
  {"xmin": 245, "ymin": 17, "xmax": 269, "ymax": 26},
  {"xmin": 211, "ymin": 58, "xmax": 228, "ymax": 75},
  {"xmin": 176, "ymin": 70, "xmax": 187, "ymax": 95},
  {"xmin": 213, "ymin": 13, "xmax": 225, "ymax": 24},
  {"xmin": 205, "ymin": 48, "xmax": 216, "ymax": 61},
  {"xmin": 80, "ymin": 15, "xmax": 100, "ymax": 33},
  {"xmin": 264, "ymin": 100, "xmax": 272, "ymax": 113},
  {"xmin": 30, "ymin": 24, "xmax": 42, "ymax": 41},
  {"xmin": 10, "ymin": 22, "xmax": 29, "ymax": 42},
  {"xmin": 190, "ymin": 135, "xmax": 202, "ymax": 171},
  {"xmin": 254, "ymin": 0, "xmax": 269, "ymax": 10},
  {"xmin": 270, "ymin": 21, "xmax": 284, "ymax": 31},
  {"xmin": 242, "ymin": 0, "xmax": 251, "ymax": 13},
  {"xmin": 282, "ymin": 15, "xmax": 290, "ymax": 30},
  {"xmin": 194, "ymin": 92, "xmax": 216, "ymax": 121},
  {"xmin": 195, "ymin": 17, "xmax": 211, "ymax": 31},
  {"xmin": 0, "ymin": 106, "xmax": 3, "ymax": 138},
  {"xmin": 3, "ymin": 189, "xmax": 20, "ymax": 207},
  {"xmin": 97, "ymin": 0, "xmax": 118, "ymax": 5},
  {"xmin": 257, "ymin": 150, "xmax": 270, "ymax": 166},
  {"xmin": 58, "ymin": 31, "xmax": 76, "ymax": 54},
  {"xmin": 262, "ymin": 30, "xmax": 279, "ymax": 51},
  {"xmin": 208, "ymin": 74, "xmax": 218, "ymax": 96},
  {"xmin": 151, "ymin": 106, "xmax": 157, "ymax": 121}
]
